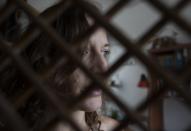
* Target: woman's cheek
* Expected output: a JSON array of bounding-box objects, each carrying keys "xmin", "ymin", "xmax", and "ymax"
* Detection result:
[{"xmin": 71, "ymin": 69, "xmax": 90, "ymax": 95}]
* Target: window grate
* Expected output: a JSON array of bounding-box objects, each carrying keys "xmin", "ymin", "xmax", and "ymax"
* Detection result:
[{"xmin": 0, "ymin": 0, "xmax": 191, "ymax": 131}]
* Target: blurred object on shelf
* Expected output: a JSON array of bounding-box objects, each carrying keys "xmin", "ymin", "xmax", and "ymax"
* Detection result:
[{"xmin": 137, "ymin": 74, "xmax": 150, "ymax": 88}]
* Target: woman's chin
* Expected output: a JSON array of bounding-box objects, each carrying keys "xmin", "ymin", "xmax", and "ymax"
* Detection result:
[{"xmin": 80, "ymin": 96, "xmax": 102, "ymax": 112}]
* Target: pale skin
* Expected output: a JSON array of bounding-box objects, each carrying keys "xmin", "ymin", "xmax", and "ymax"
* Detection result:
[
  {"xmin": 48, "ymin": 29, "xmax": 131, "ymax": 131},
  {"xmin": 51, "ymin": 114, "xmax": 119, "ymax": 131}
]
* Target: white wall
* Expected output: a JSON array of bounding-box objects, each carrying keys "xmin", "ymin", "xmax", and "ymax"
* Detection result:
[
  {"xmin": 100, "ymin": 0, "xmax": 191, "ymax": 130},
  {"xmin": 164, "ymin": 98, "xmax": 191, "ymax": 131}
]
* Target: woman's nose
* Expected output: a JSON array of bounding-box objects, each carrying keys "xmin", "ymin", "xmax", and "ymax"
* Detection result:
[{"xmin": 92, "ymin": 52, "xmax": 108, "ymax": 74}]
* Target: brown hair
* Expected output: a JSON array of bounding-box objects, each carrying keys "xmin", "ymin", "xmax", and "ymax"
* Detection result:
[
  {"xmin": 28, "ymin": 1, "xmax": 103, "ymax": 131},
  {"xmin": 0, "ymin": 1, "xmax": 103, "ymax": 131}
]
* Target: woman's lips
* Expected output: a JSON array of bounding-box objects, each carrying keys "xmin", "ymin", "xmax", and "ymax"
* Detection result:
[{"xmin": 89, "ymin": 88, "xmax": 102, "ymax": 96}]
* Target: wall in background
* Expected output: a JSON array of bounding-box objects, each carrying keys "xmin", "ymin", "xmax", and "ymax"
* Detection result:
[{"xmin": 101, "ymin": 0, "xmax": 191, "ymax": 130}]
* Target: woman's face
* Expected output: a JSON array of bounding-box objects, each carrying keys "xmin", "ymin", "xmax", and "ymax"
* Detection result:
[{"xmin": 68, "ymin": 28, "xmax": 110, "ymax": 112}]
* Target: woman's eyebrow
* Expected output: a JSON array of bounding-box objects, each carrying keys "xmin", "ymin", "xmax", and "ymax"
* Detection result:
[{"xmin": 104, "ymin": 43, "xmax": 110, "ymax": 48}]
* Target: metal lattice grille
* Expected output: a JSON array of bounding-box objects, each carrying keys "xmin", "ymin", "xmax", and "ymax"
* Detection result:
[{"xmin": 0, "ymin": 0, "xmax": 191, "ymax": 131}]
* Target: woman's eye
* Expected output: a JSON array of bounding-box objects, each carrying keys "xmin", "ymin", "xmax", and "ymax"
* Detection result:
[
  {"xmin": 82, "ymin": 49, "xmax": 89, "ymax": 56},
  {"xmin": 103, "ymin": 49, "xmax": 110, "ymax": 58}
]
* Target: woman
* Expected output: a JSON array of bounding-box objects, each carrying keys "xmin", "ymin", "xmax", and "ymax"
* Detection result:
[
  {"xmin": 39, "ymin": 2, "xmax": 119, "ymax": 131},
  {"xmin": 0, "ymin": 1, "xmax": 129, "ymax": 131}
]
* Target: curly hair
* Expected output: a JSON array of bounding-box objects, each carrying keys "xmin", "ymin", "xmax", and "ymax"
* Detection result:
[{"xmin": 0, "ymin": 1, "xmax": 104, "ymax": 131}]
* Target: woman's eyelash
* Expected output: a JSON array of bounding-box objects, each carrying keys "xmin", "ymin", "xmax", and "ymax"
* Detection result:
[
  {"xmin": 81, "ymin": 47, "xmax": 90, "ymax": 56},
  {"xmin": 104, "ymin": 50, "xmax": 110, "ymax": 55},
  {"xmin": 82, "ymin": 48, "xmax": 110, "ymax": 57},
  {"xmin": 103, "ymin": 49, "xmax": 110, "ymax": 57},
  {"xmin": 82, "ymin": 50, "xmax": 89, "ymax": 55}
]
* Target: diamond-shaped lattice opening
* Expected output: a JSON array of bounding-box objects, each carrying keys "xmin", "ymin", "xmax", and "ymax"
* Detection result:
[
  {"xmin": 112, "ymin": 0, "xmax": 161, "ymax": 41},
  {"xmin": 0, "ymin": 0, "xmax": 191, "ymax": 131}
]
